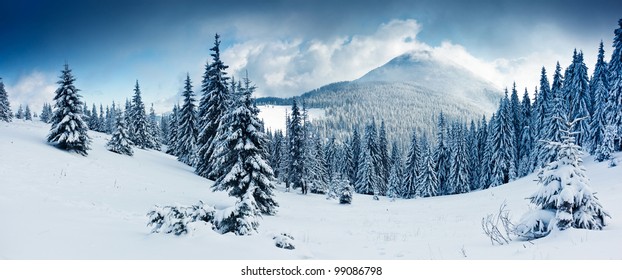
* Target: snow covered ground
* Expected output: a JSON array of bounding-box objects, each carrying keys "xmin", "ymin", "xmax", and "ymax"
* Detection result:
[{"xmin": 1, "ymin": 119, "xmax": 621, "ymax": 259}]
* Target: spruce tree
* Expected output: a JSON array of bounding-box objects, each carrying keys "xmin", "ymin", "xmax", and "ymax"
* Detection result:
[
  {"xmin": 287, "ymin": 99, "xmax": 306, "ymax": 192},
  {"xmin": 0, "ymin": 78, "xmax": 12, "ymax": 122},
  {"xmin": 39, "ymin": 103, "xmax": 52, "ymax": 123},
  {"xmin": 565, "ymin": 50, "xmax": 591, "ymax": 147},
  {"xmin": 16, "ymin": 104, "xmax": 23, "ymax": 119},
  {"xmin": 402, "ymin": 129, "xmax": 420, "ymax": 198},
  {"xmin": 608, "ymin": 19, "xmax": 622, "ymax": 150},
  {"xmin": 24, "ymin": 105, "xmax": 32, "ymax": 120},
  {"xmin": 176, "ymin": 74, "xmax": 198, "ymax": 165},
  {"xmin": 488, "ymin": 95, "xmax": 517, "ymax": 188},
  {"xmin": 166, "ymin": 104, "xmax": 180, "ymax": 155},
  {"xmin": 531, "ymin": 67, "xmax": 552, "ymax": 171},
  {"xmin": 195, "ymin": 34, "xmax": 231, "ymax": 179},
  {"xmin": 106, "ymin": 113, "xmax": 134, "ymax": 156},
  {"xmin": 386, "ymin": 142, "xmax": 403, "ymax": 201},
  {"xmin": 89, "ymin": 103, "xmax": 99, "ymax": 131},
  {"xmin": 417, "ymin": 145, "xmax": 439, "ymax": 197},
  {"xmin": 130, "ymin": 81, "xmax": 151, "ymax": 149},
  {"xmin": 589, "ymin": 42, "xmax": 610, "ymax": 154},
  {"xmin": 449, "ymin": 124, "xmax": 470, "ymax": 194},
  {"xmin": 148, "ymin": 104, "xmax": 161, "ymax": 151},
  {"xmin": 211, "ymin": 75, "xmax": 278, "ymax": 225},
  {"xmin": 47, "ymin": 63, "xmax": 91, "ymax": 156},
  {"xmin": 434, "ymin": 112, "xmax": 450, "ymax": 195},
  {"xmin": 349, "ymin": 128, "xmax": 362, "ymax": 185},
  {"xmin": 378, "ymin": 121, "xmax": 390, "ymax": 186},
  {"xmin": 523, "ymin": 119, "xmax": 609, "ymax": 235}
]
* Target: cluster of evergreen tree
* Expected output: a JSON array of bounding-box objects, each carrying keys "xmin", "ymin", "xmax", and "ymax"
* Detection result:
[{"xmin": 266, "ymin": 19, "xmax": 622, "ymax": 202}]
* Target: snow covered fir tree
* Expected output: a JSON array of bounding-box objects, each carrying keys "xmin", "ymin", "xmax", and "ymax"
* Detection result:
[
  {"xmin": 516, "ymin": 118, "xmax": 610, "ymax": 239},
  {"xmin": 106, "ymin": 113, "xmax": 134, "ymax": 156},
  {"xmin": 47, "ymin": 63, "xmax": 91, "ymax": 156},
  {"xmin": 0, "ymin": 78, "xmax": 12, "ymax": 122}
]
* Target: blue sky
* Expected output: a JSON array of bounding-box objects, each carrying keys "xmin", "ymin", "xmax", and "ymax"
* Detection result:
[{"xmin": 1, "ymin": 0, "xmax": 621, "ymax": 113}]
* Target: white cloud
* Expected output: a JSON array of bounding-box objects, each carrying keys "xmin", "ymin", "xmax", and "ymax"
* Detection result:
[
  {"xmin": 222, "ymin": 19, "xmax": 426, "ymax": 97},
  {"xmin": 6, "ymin": 71, "xmax": 56, "ymax": 113}
]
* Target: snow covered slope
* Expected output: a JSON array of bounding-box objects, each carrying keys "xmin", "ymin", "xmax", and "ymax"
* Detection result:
[{"xmin": 1, "ymin": 120, "xmax": 620, "ymax": 259}]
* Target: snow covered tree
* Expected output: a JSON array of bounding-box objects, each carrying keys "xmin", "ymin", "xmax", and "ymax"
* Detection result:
[
  {"xmin": 286, "ymin": 99, "xmax": 306, "ymax": 192},
  {"xmin": 356, "ymin": 121, "xmax": 382, "ymax": 198},
  {"xmin": 378, "ymin": 121, "xmax": 390, "ymax": 185},
  {"xmin": 0, "ymin": 78, "xmax": 12, "ymax": 122},
  {"xmin": 608, "ymin": 19, "xmax": 622, "ymax": 150},
  {"xmin": 517, "ymin": 118, "xmax": 609, "ymax": 239},
  {"xmin": 195, "ymin": 34, "xmax": 231, "ymax": 180},
  {"xmin": 434, "ymin": 112, "xmax": 450, "ymax": 194},
  {"xmin": 211, "ymin": 75, "xmax": 278, "ymax": 230},
  {"xmin": 89, "ymin": 103, "xmax": 99, "ymax": 131},
  {"xmin": 536, "ymin": 62, "xmax": 567, "ymax": 168},
  {"xmin": 449, "ymin": 124, "xmax": 470, "ymax": 194},
  {"xmin": 148, "ymin": 104, "xmax": 161, "ymax": 151},
  {"xmin": 129, "ymin": 81, "xmax": 151, "ymax": 149},
  {"xmin": 417, "ymin": 145, "xmax": 438, "ymax": 197},
  {"xmin": 106, "ymin": 113, "xmax": 134, "ymax": 156},
  {"xmin": 16, "ymin": 104, "xmax": 23, "ymax": 119},
  {"xmin": 166, "ymin": 104, "xmax": 180, "ymax": 155},
  {"xmin": 269, "ymin": 130, "xmax": 285, "ymax": 180},
  {"xmin": 24, "ymin": 105, "xmax": 32, "ymax": 120},
  {"xmin": 564, "ymin": 50, "xmax": 591, "ymax": 147},
  {"xmin": 588, "ymin": 42, "xmax": 610, "ymax": 154},
  {"xmin": 176, "ymin": 74, "xmax": 198, "ymax": 165},
  {"xmin": 47, "ymin": 63, "xmax": 91, "ymax": 156},
  {"xmin": 596, "ymin": 125, "xmax": 616, "ymax": 162},
  {"xmin": 518, "ymin": 88, "xmax": 534, "ymax": 177},
  {"xmin": 39, "ymin": 103, "xmax": 52, "ymax": 123},
  {"xmin": 338, "ymin": 177, "xmax": 354, "ymax": 204},
  {"xmin": 531, "ymin": 67, "xmax": 552, "ymax": 171},
  {"xmin": 386, "ymin": 142, "xmax": 403, "ymax": 201},
  {"xmin": 402, "ymin": 129, "xmax": 420, "ymax": 198},
  {"xmin": 348, "ymin": 128, "xmax": 362, "ymax": 185},
  {"xmin": 488, "ymin": 95, "xmax": 517, "ymax": 188}
]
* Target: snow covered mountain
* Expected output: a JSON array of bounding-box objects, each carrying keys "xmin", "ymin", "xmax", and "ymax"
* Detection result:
[
  {"xmin": 2, "ymin": 120, "xmax": 620, "ymax": 259},
  {"xmin": 260, "ymin": 50, "xmax": 503, "ymax": 146}
]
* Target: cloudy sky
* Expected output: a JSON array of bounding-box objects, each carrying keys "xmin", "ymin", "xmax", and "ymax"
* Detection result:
[{"xmin": 1, "ymin": 0, "xmax": 620, "ymax": 113}]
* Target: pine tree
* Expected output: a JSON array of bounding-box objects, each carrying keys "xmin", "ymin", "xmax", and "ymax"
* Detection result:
[
  {"xmin": 589, "ymin": 42, "xmax": 610, "ymax": 154},
  {"xmin": 176, "ymin": 74, "xmax": 198, "ymax": 165},
  {"xmin": 402, "ymin": 129, "xmax": 420, "ymax": 198},
  {"xmin": 286, "ymin": 99, "xmax": 305, "ymax": 192},
  {"xmin": 24, "ymin": 105, "xmax": 32, "ymax": 120},
  {"xmin": 531, "ymin": 67, "xmax": 552, "ymax": 171},
  {"xmin": 477, "ymin": 115, "xmax": 490, "ymax": 190},
  {"xmin": 269, "ymin": 130, "xmax": 284, "ymax": 180},
  {"xmin": 524, "ymin": 118, "xmax": 609, "ymax": 235},
  {"xmin": 417, "ymin": 145, "xmax": 439, "ymax": 197},
  {"xmin": 16, "ymin": 104, "xmax": 23, "ymax": 119},
  {"xmin": 0, "ymin": 78, "xmax": 12, "ymax": 122},
  {"xmin": 488, "ymin": 95, "xmax": 517, "ymax": 188},
  {"xmin": 339, "ymin": 177, "xmax": 354, "ymax": 204},
  {"xmin": 596, "ymin": 125, "xmax": 616, "ymax": 162},
  {"xmin": 195, "ymin": 34, "xmax": 231, "ymax": 180},
  {"xmin": 509, "ymin": 83, "xmax": 523, "ymax": 168},
  {"xmin": 536, "ymin": 62, "xmax": 567, "ymax": 168},
  {"xmin": 148, "ymin": 104, "xmax": 161, "ymax": 151},
  {"xmin": 39, "ymin": 103, "xmax": 52, "ymax": 123},
  {"xmin": 608, "ymin": 19, "xmax": 622, "ymax": 150},
  {"xmin": 89, "ymin": 103, "xmax": 99, "ymax": 131},
  {"xmin": 467, "ymin": 120, "xmax": 480, "ymax": 191},
  {"xmin": 518, "ymin": 88, "xmax": 534, "ymax": 177},
  {"xmin": 348, "ymin": 128, "xmax": 362, "ymax": 185},
  {"xmin": 106, "ymin": 113, "xmax": 134, "ymax": 156},
  {"xmin": 166, "ymin": 104, "xmax": 180, "ymax": 155},
  {"xmin": 211, "ymin": 75, "xmax": 278, "ymax": 227},
  {"xmin": 47, "ymin": 63, "xmax": 91, "ymax": 156},
  {"xmin": 565, "ymin": 50, "xmax": 591, "ymax": 147},
  {"xmin": 434, "ymin": 112, "xmax": 450, "ymax": 194},
  {"xmin": 99, "ymin": 104, "xmax": 106, "ymax": 132},
  {"xmin": 130, "ymin": 81, "xmax": 151, "ymax": 149},
  {"xmin": 356, "ymin": 121, "xmax": 382, "ymax": 197},
  {"xmin": 386, "ymin": 142, "xmax": 403, "ymax": 201},
  {"xmin": 378, "ymin": 121, "xmax": 390, "ymax": 186},
  {"xmin": 449, "ymin": 124, "xmax": 470, "ymax": 194}
]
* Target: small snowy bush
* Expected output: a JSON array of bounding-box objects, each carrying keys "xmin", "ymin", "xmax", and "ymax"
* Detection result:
[
  {"xmin": 273, "ymin": 233, "xmax": 296, "ymax": 250},
  {"xmin": 147, "ymin": 201, "xmax": 215, "ymax": 235},
  {"xmin": 338, "ymin": 178, "xmax": 353, "ymax": 204}
]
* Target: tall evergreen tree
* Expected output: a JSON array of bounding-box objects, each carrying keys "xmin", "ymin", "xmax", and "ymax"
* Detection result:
[
  {"xmin": 536, "ymin": 62, "xmax": 566, "ymax": 168},
  {"xmin": 287, "ymin": 99, "xmax": 305, "ymax": 192},
  {"xmin": 386, "ymin": 142, "xmax": 403, "ymax": 200},
  {"xmin": 39, "ymin": 103, "xmax": 52, "ymax": 123},
  {"xmin": 608, "ymin": 19, "xmax": 622, "ymax": 150},
  {"xmin": 378, "ymin": 121, "xmax": 390, "ymax": 186},
  {"xmin": 449, "ymin": 124, "xmax": 470, "ymax": 194},
  {"xmin": 148, "ymin": 103, "xmax": 162, "ymax": 151},
  {"xmin": 518, "ymin": 88, "xmax": 533, "ymax": 177},
  {"xmin": 196, "ymin": 34, "xmax": 231, "ymax": 179},
  {"xmin": 417, "ymin": 144, "xmax": 439, "ymax": 197},
  {"xmin": 348, "ymin": 128, "xmax": 362, "ymax": 185},
  {"xmin": 211, "ymin": 75, "xmax": 278, "ymax": 222},
  {"xmin": 531, "ymin": 67, "xmax": 552, "ymax": 171},
  {"xmin": 16, "ymin": 104, "xmax": 23, "ymax": 119},
  {"xmin": 402, "ymin": 129, "xmax": 420, "ymax": 198},
  {"xmin": 166, "ymin": 104, "xmax": 180, "ymax": 155},
  {"xmin": 434, "ymin": 112, "xmax": 450, "ymax": 194},
  {"xmin": 477, "ymin": 115, "xmax": 490, "ymax": 190},
  {"xmin": 89, "ymin": 103, "xmax": 99, "ymax": 131},
  {"xmin": 106, "ymin": 113, "xmax": 134, "ymax": 156},
  {"xmin": 589, "ymin": 42, "xmax": 610, "ymax": 154},
  {"xmin": 488, "ymin": 96, "xmax": 517, "ymax": 187},
  {"xmin": 176, "ymin": 74, "xmax": 198, "ymax": 165},
  {"xmin": 565, "ymin": 50, "xmax": 592, "ymax": 147},
  {"xmin": 0, "ymin": 78, "xmax": 12, "ymax": 122},
  {"xmin": 47, "ymin": 63, "xmax": 91, "ymax": 156},
  {"xmin": 130, "ymin": 81, "xmax": 151, "ymax": 149},
  {"xmin": 24, "ymin": 105, "xmax": 32, "ymax": 120}
]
